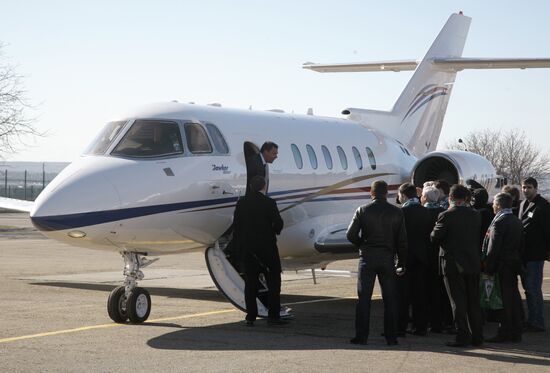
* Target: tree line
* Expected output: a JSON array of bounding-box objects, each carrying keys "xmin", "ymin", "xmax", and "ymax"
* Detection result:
[{"xmin": 447, "ymin": 128, "xmax": 550, "ymax": 185}]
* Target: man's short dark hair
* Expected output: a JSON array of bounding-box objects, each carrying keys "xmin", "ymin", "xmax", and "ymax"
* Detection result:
[
  {"xmin": 435, "ymin": 180, "xmax": 450, "ymax": 196},
  {"xmin": 471, "ymin": 188, "xmax": 489, "ymax": 208},
  {"xmin": 398, "ymin": 182, "xmax": 417, "ymax": 199},
  {"xmin": 502, "ymin": 185, "xmax": 520, "ymax": 202},
  {"xmin": 260, "ymin": 141, "xmax": 278, "ymax": 153},
  {"xmin": 250, "ymin": 175, "xmax": 266, "ymax": 193},
  {"xmin": 522, "ymin": 177, "xmax": 538, "ymax": 189},
  {"xmin": 449, "ymin": 184, "xmax": 469, "ymax": 201},
  {"xmin": 371, "ymin": 180, "xmax": 388, "ymax": 197},
  {"xmin": 494, "ymin": 192, "xmax": 513, "ymax": 209}
]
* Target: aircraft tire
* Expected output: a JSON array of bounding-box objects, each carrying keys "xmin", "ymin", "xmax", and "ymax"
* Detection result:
[
  {"xmin": 127, "ymin": 287, "xmax": 151, "ymax": 323},
  {"xmin": 107, "ymin": 286, "xmax": 129, "ymax": 323}
]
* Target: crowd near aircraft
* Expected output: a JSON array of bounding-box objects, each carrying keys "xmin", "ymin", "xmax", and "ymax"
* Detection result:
[{"xmin": 2, "ymin": 12, "xmax": 550, "ymax": 323}]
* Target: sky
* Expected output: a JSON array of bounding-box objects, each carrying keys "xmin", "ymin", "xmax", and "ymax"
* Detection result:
[{"xmin": 1, "ymin": 0, "xmax": 549, "ymax": 162}]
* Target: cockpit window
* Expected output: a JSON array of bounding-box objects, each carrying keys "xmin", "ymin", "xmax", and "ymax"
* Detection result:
[
  {"xmin": 184, "ymin": 123, "xmax": 213, "ymax": 154},
  {"xmin": 111, "ymin": 120, "xmax": 184, "ymax": 158},
  {"xmin": 205, "ymin": 123, "xmax": 229, "ymax": 154},
  {"xmin": 84, "ymin": 121, "xmax": 126, "ymax": 155}
]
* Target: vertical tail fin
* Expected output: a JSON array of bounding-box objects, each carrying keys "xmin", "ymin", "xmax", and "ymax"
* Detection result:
[{"xmin": 344, "ymin": 13, "xmax": 471, "ymax": 156}]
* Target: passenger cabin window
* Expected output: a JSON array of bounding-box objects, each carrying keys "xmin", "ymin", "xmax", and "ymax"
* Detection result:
[
  {"xmin": 337, "ymin": 146, "xmax": 348, "ymax": 170},
  {"xmin": 205, "ymin": 123, "xmax": 229, "ymax": 154},
  {"xmin": 352, "ymin": 146, "xmax": 363, "ymax": 170},
  {"xmin": 84, "ymin": 121, "xmax": 126, "ymax": 155},
  {"xmin": 321, "ymin": 145, "xmax": 333, "ymax": 170},
  {"xmin": 184, "ymin": 123, "xmax": 213, "ymax": 154},
  {"xmin": 111, "ymin": 120, "xmax": 183, "ymax": 158},
  {"xmin": 306, "ymin": 144, "xmax": 318, "ymax": 169},
  {"xmin": 365, "ymin": 147, "xmax": 377, "ymax": 170},
  {"xmin": 291, "ymin": 144, "xmax": 303, "ymax": 169}
]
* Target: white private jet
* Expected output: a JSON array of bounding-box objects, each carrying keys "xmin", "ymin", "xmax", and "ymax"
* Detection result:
[{"xmin": 2, "ymin": 12, "xmax": 550, "ymax": 323}]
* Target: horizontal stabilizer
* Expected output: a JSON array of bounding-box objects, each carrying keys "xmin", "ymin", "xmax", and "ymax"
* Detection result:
[
  {"xmin": 303, "ymin": 60, "xmax": 419, "ymax": 73},
  {"xmin": 432, "ymin": 57, "xmax": 550, "ymax": 71},
  {"xmin": 303, "ymin": 58, "xmax": 550, "ymax": 73},
  {"xmin": 0, "ymin": 197, "xmax": 34, "ymax": 213}
]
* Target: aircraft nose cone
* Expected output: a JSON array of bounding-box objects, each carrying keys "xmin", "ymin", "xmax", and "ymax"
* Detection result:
[{"xmin": 30, "ymin": 166, "xmax": 121, "ymax": 232}]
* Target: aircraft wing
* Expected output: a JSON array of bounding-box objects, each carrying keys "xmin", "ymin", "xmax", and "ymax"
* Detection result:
[
  {"xmin": 303, "ymin": 58, "xmax": 550, "ymax": 73},
  {"xmin": 0, "ymin": 197, "xmax": 34, "ymax": 213}
]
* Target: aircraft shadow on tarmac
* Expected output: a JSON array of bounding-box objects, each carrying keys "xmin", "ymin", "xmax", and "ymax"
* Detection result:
[
  {"xmin": 30, "ymin": 282, "xmax": 229, "ymax": 303},
  {"xmin": 145, "ymin": 300, "xmax": 550, "ymax": 367},
  {"xmin": 29, "ymin": 281, "xmax": 352, "ymax": 305}
]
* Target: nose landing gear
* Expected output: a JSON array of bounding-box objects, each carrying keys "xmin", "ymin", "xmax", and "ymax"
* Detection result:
[{"xmin": 107, "ymin": 251, "xmax": 157, "ymax": 323}]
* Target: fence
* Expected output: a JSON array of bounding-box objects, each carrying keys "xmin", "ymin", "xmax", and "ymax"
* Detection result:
[{"xmin": 0, "ymin": 168, "xmax": 59, "ymax": 201}]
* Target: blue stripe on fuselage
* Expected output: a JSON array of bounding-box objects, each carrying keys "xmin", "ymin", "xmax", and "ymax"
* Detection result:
[{"xmin": 30, "ymin": 185, "xmax": 325, "ymax": 231}]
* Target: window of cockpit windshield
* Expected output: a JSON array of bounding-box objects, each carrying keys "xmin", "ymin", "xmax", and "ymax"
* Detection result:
[
  {"xmin": 84, "ymin": 121, "xmax": 126, "ymax": 155},
  {"xmin": 184, "ymin": 123, "xmax": 213, "ymax": 154},
  {"xmin": 111, "ymin": 120, "xmax": 184, "ymax": 157},
  {"xmin": 205, "ymin": 123, "xmax": 229, "ymax": 154}
]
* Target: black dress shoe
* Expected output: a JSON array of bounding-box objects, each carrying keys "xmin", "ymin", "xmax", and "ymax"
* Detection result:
[
  {"xmin": 486, "ymin": 335, "xmax": 509, "ymax": 343},
  {"xmin": 245, "ymin": 320, "xmax": 254, "ymax": 327},
  {"xmin": 267, "ymin": 318, "xmax": 289, "ymax": 326},
  {"xmin": 524, "ymin": 325, "xmax": 545, "ymax": 333},
  {"xmin": 471, "ymin": 339, "xmax": 483, "ymax": 347},
  {"xmin": 446, "ymin": 341, "xmax": 469, "ymax": 347},
  {"xmin": 407, "ymin": 329, "xmax": 427, "ymax": 336},
  {"xmin": 386, "ymin": 339, "xmax": 398, "ymax": 346},
  {"xmin": 381, "ymin": 332, "xmax": 405, "ymax": 338},
  {"xmin": 443, "ymin": 327, "xmax": 457, "ymax": 335},
  {"xmin": 350, "ymin": 337, "xmax": 368, "ymax": 345}
]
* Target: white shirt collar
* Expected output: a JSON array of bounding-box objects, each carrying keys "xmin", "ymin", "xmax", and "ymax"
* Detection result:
[{"xmin": 260, "ymin": 153, "xmax": 267, "ymax": 165}]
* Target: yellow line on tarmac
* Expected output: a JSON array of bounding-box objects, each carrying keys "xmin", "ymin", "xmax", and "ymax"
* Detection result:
[
  {"xmin": 0, "ymin": 322, "xmax": 126, "ymax": 344},
  {"xmin": 0, "ymin": 294, "xmax": 371, "ymax": 345},
  {"xmin": 0, "ymin": 309, "xmax": 235, "ymax": 344}
]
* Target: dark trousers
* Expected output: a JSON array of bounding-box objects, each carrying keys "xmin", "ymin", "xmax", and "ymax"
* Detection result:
[
  {"xmin": 397, "ymin": 261, "xmax": 429, "ymax": 333},
  {"xmin": 495, "ymin": 266, "xmax": 523, "ymax": 339},
  {"xmin": 409, "ymin": 261, "xmax": 429, "ymax": 331},
  {"xmin": 244, "ymin": 260, "xmax": 281, "ymax": 321},
  {"xmin": 355, "ymin": 250, "xmax": 398, "ymax": 341},
  {"xmin": 427, "ymin": 270, "xmax": 454, "ymax": 331},
  {"xmin": 397, "ymin": 273, "xmax": 410, "ymax": 333},
  {"xmin": 444, "ymin": 273, "xmax": 483, "ymax": 343}
]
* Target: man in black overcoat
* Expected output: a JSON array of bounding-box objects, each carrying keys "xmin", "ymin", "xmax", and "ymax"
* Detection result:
[
  {"xmin": 431, "ymin": 184, "xmax": 484, "ymax": 347},
  {"xmin": 482, "ymin": 192, "xmax": 523, "ymax": 342},
  {"xmin": 397, "ymin": 182, "xmax": 433, "ymax": 335},
  {"xmin": 233, "ymin": 175, "xmax": 285, "ymax": 325}
]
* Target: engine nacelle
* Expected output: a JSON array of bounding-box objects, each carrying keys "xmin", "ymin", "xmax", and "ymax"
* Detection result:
[{"xmin": 411, "ymin": 150, "xmax": 497, "ymax": 191}]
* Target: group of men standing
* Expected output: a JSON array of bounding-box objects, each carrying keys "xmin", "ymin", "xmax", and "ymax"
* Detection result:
[
  {"xmin": 232, "ymin": 142, "xmax": 548, "ymax": 345},
  {"xmin": 348, "ymin": 177, "xmax": 549, "ymax": 347}
]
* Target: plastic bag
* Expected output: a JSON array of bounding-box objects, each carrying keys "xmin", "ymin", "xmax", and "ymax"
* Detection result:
[{"xmin": 479, "ymin": 274, "xmax": 503, "ymax": 310}]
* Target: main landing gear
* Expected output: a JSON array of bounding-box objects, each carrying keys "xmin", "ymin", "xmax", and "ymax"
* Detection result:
[{"xmin": 107, "ymin": 251, "xmax": 158, "ymax": 324}]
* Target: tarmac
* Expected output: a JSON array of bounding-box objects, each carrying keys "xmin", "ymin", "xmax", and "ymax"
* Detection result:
[{"xmin": 0, "ymin": 212, "xmax": 549, "ymax": 372}]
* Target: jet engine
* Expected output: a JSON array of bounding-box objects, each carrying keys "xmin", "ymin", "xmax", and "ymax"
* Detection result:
[{"xmin": 411, "ymin": 150, "xmax": 496, "ymax": 190}]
